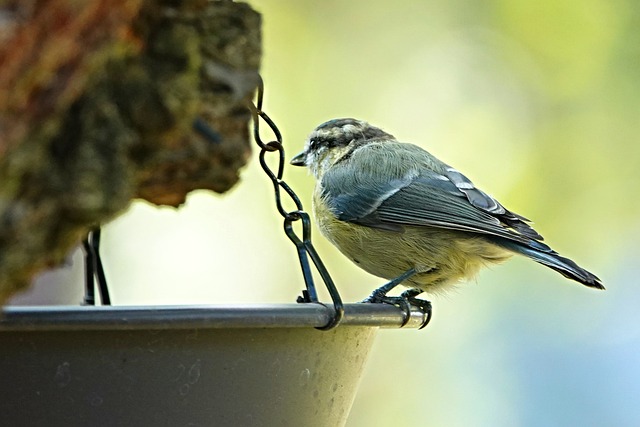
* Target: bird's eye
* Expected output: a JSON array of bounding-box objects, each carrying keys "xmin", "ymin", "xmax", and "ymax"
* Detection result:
[{"xmin": 309, "ymin": 139, "xmax": 317, "ymax": 150}]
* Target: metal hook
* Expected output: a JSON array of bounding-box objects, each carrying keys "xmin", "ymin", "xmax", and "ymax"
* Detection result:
[{"xmin": 82, "ymin": 227, "xmax": 111, "ymax": 306}]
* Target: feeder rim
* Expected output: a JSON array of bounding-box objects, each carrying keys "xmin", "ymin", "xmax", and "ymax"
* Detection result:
[{"xmin": 0, "ymin": 303, "xmax": 429, "ymax": 331}]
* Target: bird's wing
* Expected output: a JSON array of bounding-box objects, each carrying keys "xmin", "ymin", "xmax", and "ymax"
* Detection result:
[{"xmin": 320, "ymin": 143, "xmax": 545, "ymax": 246}]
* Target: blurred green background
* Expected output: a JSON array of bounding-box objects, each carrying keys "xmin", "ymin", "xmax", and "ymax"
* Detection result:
[{"xmin": 10, "ymin": 1, "xmax": 640, "ymax": 425}]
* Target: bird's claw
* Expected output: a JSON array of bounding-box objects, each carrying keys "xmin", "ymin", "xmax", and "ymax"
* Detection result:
[
  {"xmin": 401, "ymin": 291, "xmax": 433, "ymax": 329},
  {"xmin": 362, "ymin": 290, "xmax": 432, "ymax": 329}
]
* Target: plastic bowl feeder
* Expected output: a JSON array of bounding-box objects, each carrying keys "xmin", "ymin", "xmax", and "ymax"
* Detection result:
[{"xmin": 0, "ymin": 303, "xmax": 427, "ymax": 426}]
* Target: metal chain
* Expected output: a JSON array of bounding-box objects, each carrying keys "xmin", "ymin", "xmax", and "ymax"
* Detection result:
[{"xmin": 247, "ymin": 77, "xmax": 344, "ymax": 330}]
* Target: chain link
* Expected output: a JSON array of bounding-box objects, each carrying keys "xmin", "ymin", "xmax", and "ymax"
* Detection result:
[{"xmin": 247, "ymin": 77, "xmax": 344, "ymax": 330}]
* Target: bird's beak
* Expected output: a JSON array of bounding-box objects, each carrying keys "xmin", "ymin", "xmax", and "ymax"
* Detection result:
[{"xmin": 290, "ymin": 150, "xmax": 306, "ymax": 166}]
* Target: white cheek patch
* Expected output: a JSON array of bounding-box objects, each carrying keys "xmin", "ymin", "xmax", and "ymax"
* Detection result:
[{"xmin": 307, "ymin": 146, "xmax": 330, "ymax": 177}]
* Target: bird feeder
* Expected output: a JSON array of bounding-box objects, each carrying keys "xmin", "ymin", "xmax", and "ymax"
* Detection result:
[{"xmin": 0, "ymin": 304, "xmax": 427, "ymax": 426}]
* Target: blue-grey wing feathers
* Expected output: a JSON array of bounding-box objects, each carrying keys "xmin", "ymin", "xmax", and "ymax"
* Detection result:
[{"xmin": 320, "ymin": 141, "xmax": 603, "ymax": 289}]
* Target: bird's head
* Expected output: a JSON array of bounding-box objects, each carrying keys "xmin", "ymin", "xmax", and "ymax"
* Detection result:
[{"xmin": 290, "ymin": 118, "xmax": 394, "ymax": 178}]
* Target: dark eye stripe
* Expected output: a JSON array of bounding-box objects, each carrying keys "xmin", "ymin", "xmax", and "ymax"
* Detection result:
[{"xmin": 307, "ymin": 119, "xmax": 395, "ymax": 152}]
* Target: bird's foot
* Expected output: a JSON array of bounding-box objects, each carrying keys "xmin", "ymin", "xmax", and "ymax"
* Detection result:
[
  {"xmin": 362, "ymin": 293, "xmax": 413, "ymax": 318},
  {"xmin": 362, "ymin": 288, "xmax": 432, "ymax": 329},
  {"xmin": 400, "ymin": 289, "xmax": 432, "ymax": 329}
]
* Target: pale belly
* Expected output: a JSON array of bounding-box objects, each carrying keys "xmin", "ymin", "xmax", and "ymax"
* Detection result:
[{"xmin": 314, "ymin": 200, "xmax": 512, "ymax": 293}]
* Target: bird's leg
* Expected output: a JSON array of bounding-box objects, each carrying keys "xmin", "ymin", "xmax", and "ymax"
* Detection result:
[
  {"xmin": 362, "ymin": 267, "xmax": 418, "ymax": 304},
  {"xmin": 363, "ymin": 268, "xmax": 435, "ymax": 327}
]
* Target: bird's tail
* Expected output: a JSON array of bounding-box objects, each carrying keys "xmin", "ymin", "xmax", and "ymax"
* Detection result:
[{"xmin": 494, "ymin": 239, "xmax": 604, "ymax": 290}]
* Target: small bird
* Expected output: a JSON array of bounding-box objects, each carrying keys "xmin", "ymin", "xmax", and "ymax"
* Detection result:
[{"xmin": 290, "ymin": 118, "xmax": 603, "ymax": 325}]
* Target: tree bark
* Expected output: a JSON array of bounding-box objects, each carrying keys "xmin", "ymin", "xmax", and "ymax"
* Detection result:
[{"xmin": 0, "ymin": 0, "xmax": 261, "ymax": 302}]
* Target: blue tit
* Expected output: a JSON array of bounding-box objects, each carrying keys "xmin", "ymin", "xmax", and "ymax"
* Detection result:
[{"xmin": 290, "ymin": 118, "xmax": 603, "ymax": 318}]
